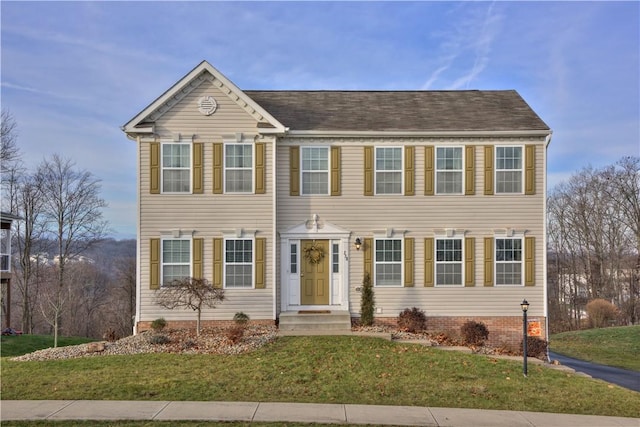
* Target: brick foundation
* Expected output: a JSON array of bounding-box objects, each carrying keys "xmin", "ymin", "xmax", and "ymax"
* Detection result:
[{"xmin": 136, "ymin": 319, "xmax": 275, "ymax": 334}]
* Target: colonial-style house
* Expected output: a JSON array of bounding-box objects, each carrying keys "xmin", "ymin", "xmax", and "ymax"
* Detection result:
[{"xmin": 123, "ymin": 61, "xmax": 552, "ymax": 345}]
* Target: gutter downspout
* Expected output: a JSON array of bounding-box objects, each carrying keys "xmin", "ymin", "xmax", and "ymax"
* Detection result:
[
  {"xmin": 271, "ymin": 134, "xmax": 278, "ymax": 323},
  {"xmin": 543, "ymin": 131, "xmax": 553, "ymax": 361}
]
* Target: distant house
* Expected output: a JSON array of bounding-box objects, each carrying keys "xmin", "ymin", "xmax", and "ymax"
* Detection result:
[
  {"xmin": 123, "ymin": 61, "xmax": 552, "ymax": 345},
  {"xmin": 1, "ymin": 211, "xmax": 21, "ymax": 329}
]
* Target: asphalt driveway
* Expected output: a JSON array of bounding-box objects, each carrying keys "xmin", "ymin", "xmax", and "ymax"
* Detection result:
[{"xmin": 549, "ymin": 351, "xmax": 640, "ymax": 392}]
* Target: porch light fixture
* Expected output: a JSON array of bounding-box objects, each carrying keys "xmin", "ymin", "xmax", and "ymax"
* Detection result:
[
  {"xmin": 354, "ymin": 238, "xmax": 362, "ymax": 251},
  {"xmin": 521, "ymin": 299, "xmax": 529, "ymax": 377}
]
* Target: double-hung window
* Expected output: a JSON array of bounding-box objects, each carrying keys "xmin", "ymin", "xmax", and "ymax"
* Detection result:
[
  {"xmin": 301, "ymin": 147, "xmax": 329, "ymax": 195},
  {"xmin": 436, "ymin": 147, "xmax": 463, "ymax": 194},
  {"xmin": 161, "ymin": 239, "xmax": 191, "ymax": 285},
  {"xmin": 162, "ymin": 143, "xmax": 191, "ymax": 193},
  {"xmin": 375, "ymin": 238, "xmax": 402, "ymax": 286},
  {"xmin": 495, "ymin": 238, "xmax": 523, "ymax": 285},
  {"xmin": 496, "ymin": 146, "xmax": 523, "ymax": 193},
  {"xmin": 225, "ymin": 239, "xmax": 253, "ymax": 288},
  {"xmin": 436, "ymin": 238, "xmax": 463, "ymax": 285},
  {"xmin": 225, "ymin": 143, "xmax": 253, "ymax": 193},
  {"xmin": 375, "ymin": 147, "xmax": 402, "ymax": 194}
]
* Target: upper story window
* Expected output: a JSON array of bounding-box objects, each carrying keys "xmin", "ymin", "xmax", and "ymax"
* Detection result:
[
  {"xmin": 301, "ymin": 147, "xmax": 329, "ymax": 195},
  {"xmin": 376, "ymin": 147, "xmax": 402, "ymax": 194},
  {"xmin": 374, "ymin": 238, "xmax": 402, "ymax": 286},
  {"xmin": 162, "ymin": 238, "xmax": 191, "ymax": 285},
  {"xmin": 162, "ymin": 143, "xmax": 191, "ymax": 193},
  {"xmin": 436, "ymin": 147, "xmax": 463, "ymax": 194},
  {"xmin": 496, "ymin": 146, "xmax": 522, "ymax": 194},
  {"xmin": 225, "ymin": 143, "xmax": 253, "ymax": 193},
  {"xmin": 436, "ymin": 238, "xmax": 463, "ymax": 285},
  {"xmin": 1, "ymin": 228, "xmax": 10, "ymax": 272},
  {"xmin": 496, "ymin": 238, "xmax": 523, "ymax": 285},
  {"xmin": 225, "ymin": 239, "xmax": 253, "ymax": 288}
]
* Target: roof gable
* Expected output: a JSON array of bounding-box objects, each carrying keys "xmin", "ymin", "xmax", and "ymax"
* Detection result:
[{"xmin": 122, "ymin": 61, "xmax": 285, "ymax": 135}]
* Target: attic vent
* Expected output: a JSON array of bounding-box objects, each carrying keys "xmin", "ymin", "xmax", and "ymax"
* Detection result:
[{"xmin": 198, "ymin": 96, "xmax": 218, "ymax": 116}]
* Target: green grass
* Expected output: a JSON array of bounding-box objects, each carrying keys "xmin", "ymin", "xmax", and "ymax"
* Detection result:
[
  {"xmin": 2, "ymin": 336, "xmax": 639, "ymax": 418},
  {"xmin": 550, "ymin": 325, "xmax": 640, "ymax": 371},
  {"xmin": 0, "ymin": 334, "xmax": 95, "ymax": 358}
]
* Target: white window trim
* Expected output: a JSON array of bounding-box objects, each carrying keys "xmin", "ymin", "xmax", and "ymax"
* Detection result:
[
  {"xmin": 300, "ymin": 146, "xmax": 330, "ymax": 196},
  {"xmin": 495, "ymin": 145, "xmax": 524, "ymax": 195},
  {"xmin": 223, "ymin": 141, "xmax": 254, "ymax": 194},
  {"xmin": 434, "ymin": 236, "xmax": 464, "ymax": 286},
  {"xmin": 160, "ymin": 236, "xmax": 192, "ymax": 287},
  {"xmin": 374, "ymin": 146, "xmax": 404, "ymax": 195},
  {"xmin": 435, "ymin": 146, "xmax": 464, "ymax": 195},
  {"xmin": 373, "ymin": 235, "xmax": 404, "ymax": 287},
  {"xmin": 223, "ymin": 233, "xmax": 255, "ymax": 289},
  {"xmin": 161, "ymin": 141, "xmax": 192, "ymax": 194},
  {"xmin": 494, "ymin": 231, "xmax": 524, "ymax": 286}
]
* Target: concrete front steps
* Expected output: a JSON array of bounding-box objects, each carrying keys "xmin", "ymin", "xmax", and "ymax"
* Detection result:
[{"xmin": 278, "ymin": 310, "xmax": 352, "ymax": 335}]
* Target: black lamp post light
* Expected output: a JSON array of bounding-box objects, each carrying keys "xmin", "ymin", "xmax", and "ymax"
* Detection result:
[{"xmin": 521, "ymin": 299, "xmax": 529, "ymax": 377}]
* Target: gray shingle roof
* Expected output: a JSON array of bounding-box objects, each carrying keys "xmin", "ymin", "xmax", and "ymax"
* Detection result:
[{"xmin": 245, "ymin": 90, "xmax": 549, "ymax": 132}]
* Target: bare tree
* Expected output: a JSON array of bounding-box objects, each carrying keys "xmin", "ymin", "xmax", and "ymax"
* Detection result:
[
  {"xmin": 155, "ymin": 277, "xmax": 225, "ymax": 336},
  {"xmin": 1, "ymin": 109, "xmax": 20, "ymax": 174},
  {"xmin": 37, "ymin": 155, "xmax": 108, "ymax": 346}
]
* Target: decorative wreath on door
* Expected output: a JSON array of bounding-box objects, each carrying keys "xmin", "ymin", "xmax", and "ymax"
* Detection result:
[{"xmin": 303, "ymin": 241, "xmax": 325, "ymax": 264}]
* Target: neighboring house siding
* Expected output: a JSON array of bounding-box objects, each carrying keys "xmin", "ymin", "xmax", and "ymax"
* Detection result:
[{"xmin": 276, "ymin": 138, "xmax": 546, "ymax": 318}]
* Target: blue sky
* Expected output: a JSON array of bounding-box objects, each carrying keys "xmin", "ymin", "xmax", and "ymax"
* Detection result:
[{"xmin": 2, "ymin": 1, "xmax": 638, "ymax": 239}]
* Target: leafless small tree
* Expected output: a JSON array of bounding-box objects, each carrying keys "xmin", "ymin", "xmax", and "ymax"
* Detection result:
[{"xmin": 154, "ymin": 277, "xmax": 225, "ymax": 336}]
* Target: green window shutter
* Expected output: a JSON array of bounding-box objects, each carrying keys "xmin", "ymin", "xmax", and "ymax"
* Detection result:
[
  {"xmin": 213, "ymin": 143, "xmax": 223, "ymax": 194},
  {"xmin": 150, "ymin": 142, "xmax": 160, "ymax": 194},
  {"xmin": 192, "ymin": 238, "xmax": 203, "ymax": 279},
  {"xmin": 290, "ymin": 146, "xmax": 300, "ymax": 196},
  {"xmin": 255, "ymin": 237, "xmax": 266, "ymax": 289},
  {"xmin": 424, "ymin": 146, "xmax": 434, "ymax": 196},
  {"xmin": 404, "ymin": 237, "xmax": 414, "ymax": 287},
  {"xmin": 525, "ymin": 145, "xmax": 536, "ymax": 195},
  {"xmin": 424, "ymin": 237, "xmax": 434, "ymax": 287},
  {"xmin": 465, "ymin": 237, "xmax": 475, "ymax": 287},
  {"xmin": 404, "ymin": 146, "xmax": 415, "ymax": 196},
  {"xmin": 150, "ymin": 238, "xmax": 160, "ymax": 289},
  {"xmin": 331, "ymin": 146, "xmax": 341, "ymax": 196},
  {"xmin": 465, "ymin": 145, "xmax": 475, "ymax": 195},
  {"xmin": 193, "ymin": 143, "xmax": 204, "ymax": 194},
  {"xmin": 525, "ymin": 236, "xmax": 535, "ymax": 286},
  {"xmin": 484, "ymin": 146, "xmax": 494, "ymax": 195},
  {"xmin": 255, "ymin": 142, "xmax": 266, "ymax": 194},
  {"xmin": 364, "ymin": 237, "xmax": 373, "ymax": 278},
  {"xmin": 212, "ymin": 238, "xmax": 223, "ymax": 288},
  {"xmin": 484, "ymin": 237, "xmax": 494, "ymax": 286},
  {"xmin": 364, "ymin": 146, "xmax": 374, "ymax": 196}
]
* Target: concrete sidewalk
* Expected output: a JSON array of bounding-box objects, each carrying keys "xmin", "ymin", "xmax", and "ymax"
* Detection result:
[{"xmin": 1, "ymin": 400, "xmax": 638, "ymax": 426}]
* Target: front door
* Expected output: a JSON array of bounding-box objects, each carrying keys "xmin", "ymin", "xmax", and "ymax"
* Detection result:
[{"xmin": 300, "ymin": 239, "xmax": 330, "ymax": 305}]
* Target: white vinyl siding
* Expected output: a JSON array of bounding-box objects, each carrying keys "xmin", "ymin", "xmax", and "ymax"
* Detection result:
[
  {"xmin": 301, "ymin": 147, "xmax": 329, "ymax": 195},
  {"xmin": 375, "ymin": 147, "xmax": 402, "ymax": 194},
  {"xmin": 436, "ymin": 238, "xmax": 463, "ymax": 286},
  {"xmin": 225, "ymin": 143, "xmax": 253, "ymax": 193},
  {"xmin": 375, "ymin": 238, "xmax": 402, "ymax": 286},
  {"xmin": 225, "ymin": 239, "xmax": 253, "ymax": 288},
  {"xmin": 436, "ymin": 147, "xmax": 463, "ymax": 194},
  {"xmin": 162, "ymin": 143, "xmax": 191, "ymax": 193},
  {"xmin": 496, "ymin": 238, "xmax": 523, "ymax": 285},
  {"xmin": 162, "ymin": 239, "xmax": 191, "ymax": 285},
  {"xmin": 496, "ymin": 146, "xmax": 523, "ymax": 194}
]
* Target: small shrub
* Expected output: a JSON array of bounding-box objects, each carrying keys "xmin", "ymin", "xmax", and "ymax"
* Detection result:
[
  {"xmin": 233, "ymin": 312, "xmax": 250, "ymax": 325},
  {"xmin": 586, "ymin": 298, "xmax": 619, "ymax": 328},
  {"xmin": 522, "ymin": 336, "xmax": 548, "ymax": 359},
  {"xmin": 181, "ymin": 340, "xmax": 197, "ymax": 351},
  {"xmin": 460, "ymin": 320, "xmax": 489, "ymax": 346},
  {"xmin": 150, "ymin": 318, "xmax": 167, "ymax": 332},
  {"xmin": 225, "ymin": 325, "xmax": 245, "ymax": 344},
  {"xmin": 397, "ymin": 307, "xmax": 427, "ymax": 333},
  {"xmin": 102, "ymin": 328, "xmax": 118, "ymax": 342},
  {"xmin": 360, "ymin": 272, "xmax": 375, "ymax": 326},
  {"xmin": 148, "ymin": 334, "xmax": 170, "ymax": 345}
]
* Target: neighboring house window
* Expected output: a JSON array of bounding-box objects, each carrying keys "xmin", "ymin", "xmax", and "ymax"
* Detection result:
[
  {"xmin": 496, "ymin": 146, "xmax": 522, "ymax": 193},
  {"xmin": 162, "ymin": 143, "xmax": 191, "ymax": 193},
  {"xmin": 162, "ymin": 239, "xmax": 191, "ymax": 285},
  {"xmin": 375, "ymin": 147, "xmax": 402, "ymax": 194},
  {"xmin": 290, "ymin": 243, "xmax": 297, "ymax": 274},
  {"xmin": 496, "ymin": 238, "xmax": 523, "ymax": 285},
  {"xmin": 436, "ymin": 238, "xmax": 463, "ymax": 285},
  {"xmin": 436, "ymin": 147, "xmax": 463, "ymax": 194},
  {"xmin": 0, "ymin": 228, "xmax": 10, "ymax": 272},
  {"xmin": 301, "ymin": 147, "xmax": 329, "ymax": 195},
  {"xmin": 225, "ymin": 239, "xmax": 253, "ymax": 288},
  {"xmin": 375, "ymin": 238, "xmax": 402, "ymax": 286},
  {"xmin": 225, "ymin": 143, "xmax": 253, "ymax": 193},
  {"xmin": 332, "ymin": 243, "xmax": 339, "ymax": 273}
]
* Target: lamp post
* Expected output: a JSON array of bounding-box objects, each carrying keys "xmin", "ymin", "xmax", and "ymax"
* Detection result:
[{"xmin": 521, "ymin": 299, "xmax": 529, "ymax": 377}]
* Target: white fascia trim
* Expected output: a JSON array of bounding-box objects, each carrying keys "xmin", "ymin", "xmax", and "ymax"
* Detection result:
[
  {"xmin": 285, "ymin": 130, "xmax": 553, "ymax": 138},
  {"xmin": 134, "ymin": 135, "xmax": 142, "ymax": 334}
]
